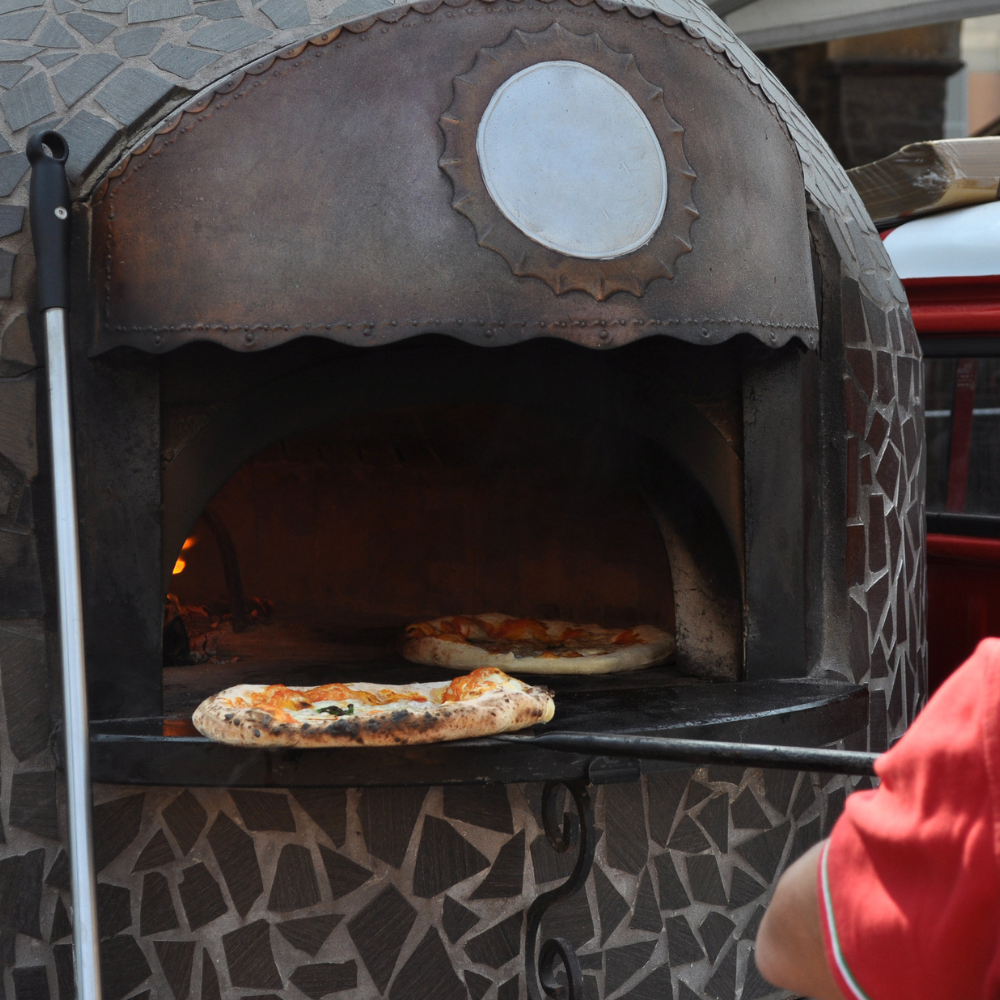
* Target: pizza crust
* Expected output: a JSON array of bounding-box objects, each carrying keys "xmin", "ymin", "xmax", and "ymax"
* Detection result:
[
  {"xmin": 192, "ymin": 677, "xmax": 555, "ymax": 748},
  {"xmin": 400, "ymin": 614, "xmax": 675, "ymax": 675}
]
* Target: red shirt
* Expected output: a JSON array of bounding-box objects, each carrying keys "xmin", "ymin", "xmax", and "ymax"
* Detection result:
[{"xmin": 819, "ymin": 638, "xmax": 1000, "ymax": 1000}]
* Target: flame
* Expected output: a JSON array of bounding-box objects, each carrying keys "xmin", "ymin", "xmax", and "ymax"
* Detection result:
[{"xmin": 172, "ymin": 536, "xmax": 198, "ymax": 576}]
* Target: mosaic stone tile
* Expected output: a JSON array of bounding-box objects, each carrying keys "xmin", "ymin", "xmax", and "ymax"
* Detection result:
[
  {"xmin": 112, "ymin": 24, "xmax": 160, "ymax": 55},
  {"xmin": 178, "ymin": 862, "xmax": 227, "ymax": 930},
  {"xmin": 0, "ymin": 10, "xmax": 41, "ymax": 39},
  {"xmin": 653, "ymin": 852, "xmax": 689, "ymax": 911},
  {"xmin": 258, "ymin": 0, "xmax": 307, "ymax": 28},
  {"xmin": 698, "ymin": 912, "xmax": 734, "ymax": 964},
  {"xmin": 201, "ymin": 950, "xmax": 220, "ymax": 1000},
  {"xmin": 35, "ymin": 52, "xmax": 69, "ymax": 66},
  {"xmin": 0, "ymin": 928, "xmax": 14, "ymax": 965},
  {"xmin": 530, "ymin": 833, "xmax": 575, "ymax": 885},
  {"xmin": 150, "ymin": 40, "xmax": 216, "ymax": 76},
  {"xmin": 49, "ymin": 896, "xmax": 71, "ymax": 943},
  {"xmin": 685, "ymin": 855, "xmax": 727, "ymax": 907},
  {"xmin": 790, "ymin": 780, "xmax": 816, "ymax": 820},
  {"xmin": 464, "ymin": 970, "xmax": 490, "ymax": 1000},
  {"xmin": 668, "ymin": 817, "xmax": 709, "ymax": 855},
  {"xmin": 539, "ymin": 881, "xmax": 594, "ymax": 948},
  {"xmin": 0, "ymin": 63, "xmax": 28, "ymax": 86},
  {"xmin": 207, "ymin": 811, "xmax": 262, "ymax": 918},
  {"xmin": 705, "ymin": 944, "xmax": 737, "ymax": 1000},
  {"xmin": 45, "ymin": 851, "xmax": 69, "ymax": 892},
  {"xmin": 178, "ymin": 14, "xmax": 198, "ymax": 26},
  {"xmin": 275, "ymin": 914, "xmax": 341, "ymax": 956},
  {"xmin": 188, "ymin": 17, "xmax": 267, "ymax": 50},
  {"xmin": 604, "ymin": 940, "xmax": 655, "ymax": 995},
  {"xmin": 126, "ymin": 0, "xmax": 189, "ymax": 20},
  {"xmin": 730, "ymin": 790, "xmax": 768, "ymax": 830},
  {"xmin": 577, "ymin": 953, "xmax": 603, "ymax": 971},
  {"xmin": 35, "ymin": 16, "xmax": 77, "ymax": 46},
  {"xmin": 0, "ymin": 625, "xmax": 48, "ymax": 761},
  {"xmin": 822, "ymin": 788, "xmax": 846, "ymax": 839},
  {"xmin": 869, "ymin": 690, "xmax": 888, "ymax": 752},
  {"xmin": 888, "ymin": 669, "xmax": 903, "ymax": 729},
  {"xmin": 664, "ymin": 915, "xmax": 703, "ymax": 966},
  {"xmin": 0, "ymin": 243, "xmax": 17, "ymax": 292},
  {"xmin": 869, "ymin": 641, "xmax": 888, "ymax": 680},
  {"xmin": 222, "ymin": 920, "xmax": 282, "ymax": 990},
  {"xmin": 735, "ymin": 822, "xmax": 790, "ymax": 885},
  {"xmin": 442, "ymin": 895, "xmax": 479, "ymax": 944},
  {"xmin": 646, "ymin": 771, "xmax": 689, "ymax": 847},
  {"xmin": 593, "ymin": 865, "xmax": 629, "ymax": 945},
  {"xmin": 99, "ymin": 935, "xmax": 151, "ymax": 1000},
  {"xmin": 97, "ymin": 884, "xmax": 131, "ymax": 940},
  {"xmin": 13, "ymin": 966, "xmax": 49, "ymax": 1000},
  {"xmin": 412, "ymin": 816, "xmax": 490, "ymax": 898},
  {"xmin": 64, "ymin": 12, "xmax": 113, "ymax": 41},
  {"xmin": 726, "ymin": 867, "xmax": 766, "ymax": 910},
  {"xmin": 678, "ymin": 984, "xmax": 700, "ymax": 1000},
  {"xmin": 0, "ymin": 148, "xmax": 25, "ymax": 194},
  {"xmin": 685, "ymin": 783, "xmax": 712, "ymax": 810},
  {"xmin": 347, "ymin": 885, "xmax": 416, "ymax": 992},
  {"xmin": 463, "ymin": 912, "xmax": 522, "ymax": 969},
  {"xmin": 196, "ymin": 0, "xmax": 237, "ymax": 16},
  {"xmin": 443, "ymin": 785, "xmax": 512, "ymax": 834},
  {"xmin": 740, "ymin": 952, "xmax": 781, "ymax": 1000},
  {"xmin": 230, "ymin": 791, "xmax": 295, "ymax": 833},
  {"xmin": 131, "ymin": 830, "xmax": 175, "ymax": 872},
  {"xmin": 290, "ymin": 962, "xmax": 357, "ymax": 999},
  {"xmin": 605, "ymin": 782, "xmax": 647, "ymax": 874},
  {"xmin": 389, "ymin": 927, "xmax": 465, "ymax": 1000},
  {"xmin": 741, "ymin": 906, "xmax": 766, "ymax": 941},
  {"xmin": 619, "ymin": 964, "xmax": 671, "ymax": 1000},
  {"xmin": 0, "ymin": 0, "xmax": 43, "ymax": 12},
  {"xmin": 705, "ymin": 767, "xmax": 744, "ymax": 786},
  {"xmin": 94, "ymin": 66, "xmax": 171, "ymax": 125},
  {"xmin": 471, "ymin": 830, "xmax": 523, "ymax": 899},
  {"xmin": 10, "ymin": 772, "xmax": 58, "ymax": 838},
  {"xmin": 0, "ymin": 42, "xmax": 37, "ymax": 62},
  {"xmin": 318, "ymin": 845, "xmax": 371, "ymax": 901},
  {"xmin": 140, "ymin": 871, "xmax": 179, "ymax": 935},
  {"xmin": 497, "ymin": 975, "xmax": 518, "ymax": 1000},
  {"xmin": 94, "ymin": 795, "xmax": 144, "ymax": 871},
  {"xmin": 53, "ymin": 51, "xmax": 120, "ymax": 105},
  {"xmin": 153, "ymin": 940, "xmax": 195, "ymax": 1000},
  {"xmin": 628, "ymin": 869, "xmax": 661, "ymax": 933},
  {"xmin": 694, "ymin": 796, "xmax": 728, "ymax": 853},
  {"xmin": 268, "ymin": 844, "xmax": 319, "ymax": 913},
  {"xmin": 359, "ymin": 787, "xmax": 425, "ymax": 869},
  {"xmin": 292, "ymin": 789, "xmax": 346, "ymax": 847},
  {"xmin": 0, "ymin": 848, "xmax": 43, "ymax": 937},
  {"xmin": 789, "ymin": 817, "xmax": 820, "ymax": 866},
  {"xmin": 53, "ymin": 944, "xmax": 73, "ymax": 1000}
]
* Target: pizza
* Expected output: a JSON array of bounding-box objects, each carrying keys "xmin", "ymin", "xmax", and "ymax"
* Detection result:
[
  {"xmin": 400, "ymin": 613, "xmax": 675, "ymax": 675},
  {"xmin": 192, "ymin": 667, "xmax": 554, "ymax": 747}
]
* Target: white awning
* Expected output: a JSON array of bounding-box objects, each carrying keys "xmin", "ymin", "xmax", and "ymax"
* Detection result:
[{"xmin": 714, "ymin": 0, "xmax": 1000, "ymax": 51}]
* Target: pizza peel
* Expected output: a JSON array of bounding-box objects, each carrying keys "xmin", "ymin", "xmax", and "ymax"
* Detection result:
[{"xmin": 28, "ymin": 131, "xmax": 103, "ymax": 1000}]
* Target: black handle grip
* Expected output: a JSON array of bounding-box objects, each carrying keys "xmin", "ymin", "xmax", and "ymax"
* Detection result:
[{"xmin": 27, "ymin": 131, "xmax": 70, "ymax": 313}]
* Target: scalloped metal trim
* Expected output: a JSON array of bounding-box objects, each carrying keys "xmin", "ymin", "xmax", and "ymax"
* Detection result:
[{"xmin": 439, "ymin": 23, "xmax": 697, "ymax": 300}]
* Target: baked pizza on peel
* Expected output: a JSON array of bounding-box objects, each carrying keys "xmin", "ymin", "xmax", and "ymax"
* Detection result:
[
  {"xmin": 193, "ymin": 667, "xmax": 554, "ymax": 747},
  {"xmin": 400, "ymin": 613, "xmax": 675, "ymax": 674}
]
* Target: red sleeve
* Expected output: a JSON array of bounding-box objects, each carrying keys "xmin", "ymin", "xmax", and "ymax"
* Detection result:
[{"xmin": 817, "ymin": 638, "xmax": 1000, "ymax": 1000}]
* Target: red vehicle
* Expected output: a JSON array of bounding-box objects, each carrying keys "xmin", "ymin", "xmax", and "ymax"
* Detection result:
[{"xmin": 881, "ymin": 190, "xmax": 1000, "ymax": 692}]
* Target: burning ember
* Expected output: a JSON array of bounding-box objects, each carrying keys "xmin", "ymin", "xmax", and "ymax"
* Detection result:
[{"xmin": 172, "ymin": 535, "xmax": 198, "ymax": 576}]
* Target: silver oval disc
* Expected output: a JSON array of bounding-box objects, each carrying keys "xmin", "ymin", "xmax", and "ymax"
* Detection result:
[{"xmin": 476, "ymin": 60, "xmax": 668, "ymax": 260}]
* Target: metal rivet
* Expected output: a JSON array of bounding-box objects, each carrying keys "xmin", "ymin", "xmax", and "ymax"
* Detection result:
[
  {"xmin": 244, "ymin": 331, "xmax": 255, "ymax": 345},
  {"xmin": 54, "ymin": 206, "xmax": 68, "ymax": 220}
]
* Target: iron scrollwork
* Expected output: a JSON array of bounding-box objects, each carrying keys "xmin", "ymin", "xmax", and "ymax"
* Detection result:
[{"xmin": 526, "ymin": 780, "xmax": 596, "ymax": 1000}]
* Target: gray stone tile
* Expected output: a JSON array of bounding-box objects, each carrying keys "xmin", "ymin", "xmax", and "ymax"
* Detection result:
[
  {"xmin": 113, "ymin": 24, "xmax": 160, "ymax": 54},
  {"xmin": 53, "ymin": 51, "xmax": 120, "ymax": 105},
  {"xmin": 0, "ymin": 10, "xmax": 42, "ymax": 39},
  {"xmin": 197, "ymin": 0, "xmax": 239, "ymax": 19},
  {"xmin": 53, "ymin": 0, "xmax": 73, "ymax": 12},
  {"xmin": 150, "ymin": 41, "xmax": 215, "ymax": 77},
  {"xmin": 0, "ymin": 42, "xmax": 39, "ymax": 59},
  {"xmin": 178, "ymin": 14, "xmax": 199, "ymax": 26},
  {"xmin": 1, "ymin": 72, "xmax": 53, "ymax": 130},
  {"xmin": 0, "ymin": 0, "xmax": 41, "ymax": 16},
  {"xmin": 35, "ymin": 16, "xmax": 79, "ymax": 47},
  {"xmin": 188, "ymin": 16, "xmax": 267, "ymax": 50},
  {"xmin": 37, "ymin": 50, "xmax": 72, "ymax": 65},
  {"xmin": 0, "ymin": 205, "xmax": 23, "ymax": 238},
  {"xmin": 0, "ymin": 151, "xmax": 28, "ymax": 196},
  {"xmin": 95, "ymin": 65, "xmax": 171, "ymax": 124},
  {"xmin": 0, "ymin": 63, "xmax": 28, "ymax": 87},
  {"xmin": 60, "ymin": 108, "xmax": 118, "ymax": 179},
  {"xmin": 327, "ymin": 0, "xmax": 381, "ymax": 22},
  {"xmin": 0, "ymin": 131, "xmax": 11, "ymax": 152},
  {"xmin": 65, "ymin": 11, "xmax": 115, "ymax": 41},
  {"xmin": 0, "ymin": 248, "xmax": 14, "ymax": 299},
  {"xmin": 83, "ymin": 0, "xmax": 129, "ymax": 12},
  {"xmin": 127, "ymin": 0, "xmax": 190, "ymax": 22},
  {"xmin": 259, "ymin": 0, "xmax": 306, "ymax": 29}
]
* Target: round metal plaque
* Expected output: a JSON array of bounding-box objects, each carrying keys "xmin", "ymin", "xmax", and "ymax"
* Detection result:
[{"xmin": 476, "ymin": 61, "xmax": 668, "ymax": 260}]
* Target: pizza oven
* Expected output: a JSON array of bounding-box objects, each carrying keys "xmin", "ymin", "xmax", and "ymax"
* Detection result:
[{"xmin": 4, "ymin": 3, "xmax": 924, "ymax": 999}]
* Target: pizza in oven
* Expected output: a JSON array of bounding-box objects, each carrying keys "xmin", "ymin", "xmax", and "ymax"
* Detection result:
[
  {"xmin": 192, "ymin": 667, "xmax": 554, "ymax": 747},
  {"xmin": 400, "ymin": 613, "xmax": 675, "ymax": 674}
]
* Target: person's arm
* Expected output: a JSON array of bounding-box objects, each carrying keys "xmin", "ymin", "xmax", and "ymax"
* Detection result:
[{"xmin": 755, "ymin": 840, "xmax": 847, "ymax": 1000}]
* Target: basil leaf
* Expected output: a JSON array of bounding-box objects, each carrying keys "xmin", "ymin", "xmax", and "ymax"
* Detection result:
[{"xmin": 317, "ymin": 703, "xmax": 354, "ymax": 717}]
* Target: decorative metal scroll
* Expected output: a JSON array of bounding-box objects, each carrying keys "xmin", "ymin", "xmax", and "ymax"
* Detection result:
[{"xmin": 525, "ymin": 780, "xmax": 596, "ymax": 1000}]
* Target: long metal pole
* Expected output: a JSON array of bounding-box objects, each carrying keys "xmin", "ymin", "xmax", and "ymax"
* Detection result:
[{"xmin": 28, "ymin": 132, "xmax": 102, "ymax": 1000}]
